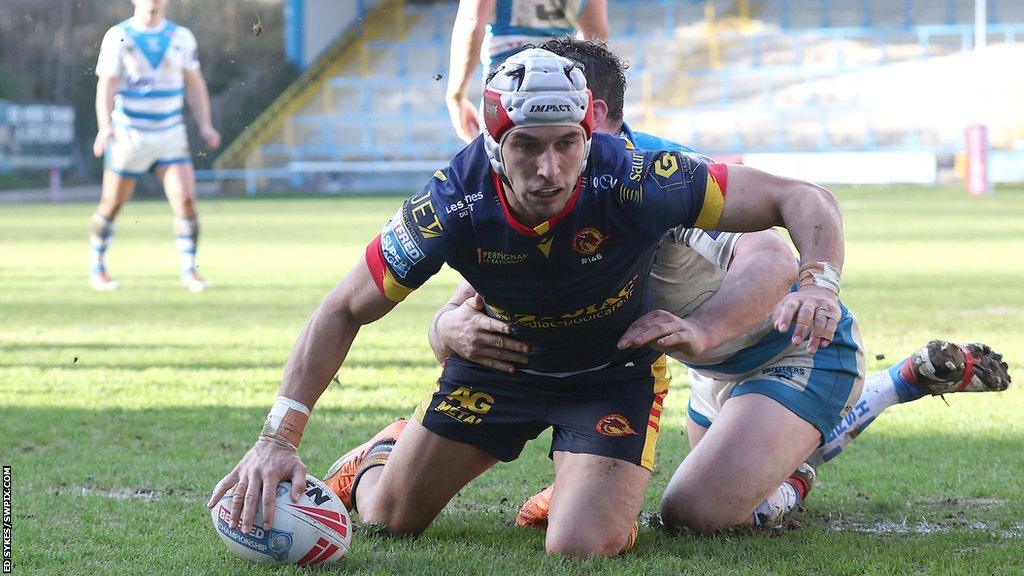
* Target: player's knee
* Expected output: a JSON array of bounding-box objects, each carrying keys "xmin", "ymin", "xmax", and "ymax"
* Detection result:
[
  {"xmin": 356, "ymin": 493, "xmax": 431, "ymax": 537},
  {"xmin": 357, "ymin": 506, "xmax": 429, "ymax": 537},
  {"xmin": 97, "ymin": 197, "xmax": 125, "ymax": 218},
  {"xmin": 545, "ymin": 525, "xmax": 627, "ymax": 558},
  {"xmin": 177, "ymin": 197, "xmax": 197, "ymax": 217},
  {"xmin": 660, "ymin": 486, "xmax": 749, "ymax": 533}
]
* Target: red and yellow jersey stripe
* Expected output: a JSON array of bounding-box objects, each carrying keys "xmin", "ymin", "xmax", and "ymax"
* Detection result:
[
  {"xmin": 364, "ymin": 235, "xmax": 416, "ymax": 303},
  {"xmin": 694, "ymin": 163, "xmax": 729, "ymax": 230}
]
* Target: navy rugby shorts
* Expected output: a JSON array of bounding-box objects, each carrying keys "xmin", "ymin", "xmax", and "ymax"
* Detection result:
[{"xmin": 413, "ymin": 354, "xmax": 670, "ymax": 470}]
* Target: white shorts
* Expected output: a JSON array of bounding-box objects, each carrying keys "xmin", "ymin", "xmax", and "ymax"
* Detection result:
[
  {"xmin": 686, "ymin": 310, "xmax": 865, "ymax": 442},
  {"xmin": 105, "ymin": 124, "xmax": 191, "ymax": 177}
]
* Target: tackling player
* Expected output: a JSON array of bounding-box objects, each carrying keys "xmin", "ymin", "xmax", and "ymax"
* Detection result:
[
  {"xmin": 90, "ymin": 0, "xmax": 220, "ymax": 292},
  {"xmin": 209, "ymin": 48, "xmax": 850, "ymax": 557},
  {"xmin": 429, "ymin": 38, "xmax": 1011, "ymax": 534},
  {"xmin": 447, "ymin": 0, "xmax": 608, "ymax": 143}
]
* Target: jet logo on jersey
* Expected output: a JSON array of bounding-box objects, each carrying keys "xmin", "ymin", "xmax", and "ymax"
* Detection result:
[{"xmin": 409, "ymin": 191, "xmax": 444, "ymax": 238}]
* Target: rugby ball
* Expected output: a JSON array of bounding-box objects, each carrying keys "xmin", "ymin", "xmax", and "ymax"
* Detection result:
[{"xmin": 211, "ymin": 475, "xmax": 351, "ymax": 565}]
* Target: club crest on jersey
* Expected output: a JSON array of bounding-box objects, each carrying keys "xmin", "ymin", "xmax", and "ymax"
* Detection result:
[
  {"xmin": 571, "ymin": 227, "xmax": 607, "ymax": 256},
  {"xmin": 595, "ymin": 414, "xmax": 638, "ymax": 437}
]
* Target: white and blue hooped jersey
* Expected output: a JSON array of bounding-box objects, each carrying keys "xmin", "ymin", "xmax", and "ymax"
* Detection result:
[
  {"xmin": 95, "ymin": 19, "xmax": 199, "ymax": 132},
  {"xmin": 485, "ymin": 0, "xmax": 589, "ymax": 67}
]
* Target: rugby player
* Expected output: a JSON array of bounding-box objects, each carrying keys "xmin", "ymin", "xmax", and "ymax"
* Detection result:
[
  {"xmin": 447, "ymin": 0, "xmax": 608, "ymax": 143},
  {"xmin": 209, "ymin": 47, "xmax": 853, "ymax": 557},
  {"xmin": 91, "ymin": 0, "xmax": 220, "ymax": 292},
  {"xmin": 430, "ymin": 38, "xmax": 1011, "ymax": 534}
]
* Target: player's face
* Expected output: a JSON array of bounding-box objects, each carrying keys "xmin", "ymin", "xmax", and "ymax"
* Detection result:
[
  {"xmin": 132, "ymin": 0, "xmax": 168, "ymax": 15},
  {"xmin": 501, "ymin": 125, "xmax": 586, "ymax": 227}
]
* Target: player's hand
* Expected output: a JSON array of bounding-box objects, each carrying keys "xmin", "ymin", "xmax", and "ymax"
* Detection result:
[
  {"xmin": 207, "ymin": 437, "xmax": 307, "ymax": 534},
  {"xmin": 446, "ymin": 94, "xmax": 481, "ymax": 144},
  {"xmin": 92, "ymin": 126, "xmax": 114, "ymax": 158},
  {"xmin": 617, "ymin": 309, "xmax": 712, "ymax": 360},
  {"xmin": 772, "ymin": 285, "xmax": 840, "ymax": 355},
  {"xmin": 437, "ymin": 293, "xmax": 529, "ymax": 373},
  {"xmin": 200, "ymin": 125, "xmax": 222, "ymax": 150}
]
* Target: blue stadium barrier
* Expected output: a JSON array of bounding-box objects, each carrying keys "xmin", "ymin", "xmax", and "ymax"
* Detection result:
[{"xmin": 261, "ymin": 3, "xmax": 1022, "ymax": 166}]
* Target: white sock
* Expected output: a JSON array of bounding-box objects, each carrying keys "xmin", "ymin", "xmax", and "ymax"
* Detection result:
[
  {"xmin": 90, "ymin": 212, "xmax": 114, "ymax": 275},
  {"xmin": 174, "ymin": 216, "xmax": 198, "ymax": 275},
  {"xmin": 809, "ymin": 366, "xmax": 903, "ymax": 466},
  {"xmin": 753, "ymin": 482, "xmax": 800, "ymax": 526}
]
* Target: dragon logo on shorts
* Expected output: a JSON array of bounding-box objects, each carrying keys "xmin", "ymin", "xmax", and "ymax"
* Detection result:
[{"xmin": 595, "ymin": 414, "xmax": 638, "ymax": 437}]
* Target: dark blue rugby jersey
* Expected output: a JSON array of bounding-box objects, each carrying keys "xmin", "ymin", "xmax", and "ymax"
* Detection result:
[{"xmin": 365, "ymin": 132, "xmax": 729, "ymax": 374}]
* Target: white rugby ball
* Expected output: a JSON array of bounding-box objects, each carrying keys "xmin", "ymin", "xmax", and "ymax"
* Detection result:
[{"xmin": 211, "ymin": 475, "xmax": 351, "ymax": 565}]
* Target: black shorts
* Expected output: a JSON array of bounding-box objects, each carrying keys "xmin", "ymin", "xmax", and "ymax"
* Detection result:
[{"xmin": 412, "ymin": 355, "xmax": 670, "ymax": 470}]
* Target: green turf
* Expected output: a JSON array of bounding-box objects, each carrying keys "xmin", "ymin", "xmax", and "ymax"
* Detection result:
[{"xmin": 2, "ymin": 187, "xmax": 1022, "ymax": 575}]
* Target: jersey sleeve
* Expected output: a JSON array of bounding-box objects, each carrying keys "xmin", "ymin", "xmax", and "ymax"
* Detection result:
[
  {"xmin": 364, "ymin": 179, "xmax": 452, "ymax": 303},
  {"xmin": 621, "ymin": 150, "xmax": 729, "ymax": 236},
  {"xmin": 179, "ymin": 27, "xmax": 200, "ymax": 70},
  {"xmin": 95, "ymin": 26, "xmax": 126, "ymax": 78},
  {"xmin": 663, "ymin": 228, "xmax": 742, "ymax": 271}
]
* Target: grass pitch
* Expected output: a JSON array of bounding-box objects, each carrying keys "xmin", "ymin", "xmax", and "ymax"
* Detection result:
[{"xmin": 2, "ymin": 187, "xmax": 1022, "ymax": 575}]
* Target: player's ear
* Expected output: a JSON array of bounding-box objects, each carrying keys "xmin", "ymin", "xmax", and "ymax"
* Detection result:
[{"xmin": 591, "ymin": 99, "xmax": 610, "ymax": 132}]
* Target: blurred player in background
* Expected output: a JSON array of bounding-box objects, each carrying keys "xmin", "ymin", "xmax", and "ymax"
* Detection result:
[
  {"xmin": 429, "ymin": 38, "xmax": 1011, "ymax": 534},
  {"xmin": 446, "ymin": 0, "xmax": 608, "ymax": 143},
  {"xmin": 90, "ymin": 0, "xmax": 220, "ymax": 292}
]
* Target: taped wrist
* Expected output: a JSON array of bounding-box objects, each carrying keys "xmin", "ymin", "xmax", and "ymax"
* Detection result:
[
  {"xmin": 260, "ymin": 395, "xmax": 310, "ymax": 449},
  {"xmin": 797, "ymin": 262, "xmax": 841, "ymax": 295}
]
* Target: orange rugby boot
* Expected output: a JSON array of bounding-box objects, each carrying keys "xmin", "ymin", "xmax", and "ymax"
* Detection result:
[
  {"xmin": 515, "ymin": 484, "xmax": 553, "ymax": 529},
  {"xmin": 323, "ymin": 419, "xmax": 407, "ymax": 511}
]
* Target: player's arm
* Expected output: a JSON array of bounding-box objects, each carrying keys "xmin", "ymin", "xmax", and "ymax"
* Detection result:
[
  {"xmin": 93, "ymin": 27, "xmax": 124, "ymax": 158},
  {"xmin": 715, "ymin": 164, "xmax": 843, "ymax": 353},
  {"xmin": 427, "ymin": 279, "xmax": 529, "ymax": 372},
  {"xmin": 93, "ymin": 75, "xmax": 119, "ymax": 157},
  {"xmin": 687, "ymin": 231, "xmax": 796, "ymax": 348},
  {"xmin": 620, "ymin": 231, "xmax": 796, "ymax": 360},
  {"xmin": 184, "ymin": 68, "xmax": 221, "ymax": 149},
  {"xmin": 446, "ymin": 0, "xmax": 493, "ymax": 143},
  {"xmin": 208, "ymin": 258, "xmax": 396, "ymax": 534},
  {"xmin": 576, "ymin": 0, "xmax": 609, "ymax": 41}
]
